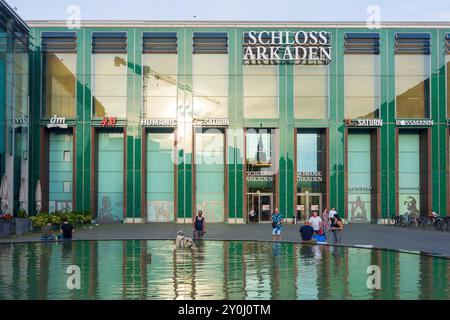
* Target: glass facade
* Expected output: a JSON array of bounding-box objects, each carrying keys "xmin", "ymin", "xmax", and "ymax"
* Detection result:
[
  {"xmin": 146, "ymin": 129, "xmax": 175, "ymax": 222},
  {"xmin": 447, "ymin": 55, "xmax": 450, "ymax": 118},
  {"xmin": 398, "ymin": 133, "xmax": 421, "ymax": 216},
  {"xmin": 243, "ymin": 65, "xmax": 278, "ymax": 118},
  {"xmin": 294, "ymin": 64, "xmax": 329, "ymax": 119},
  {"xmin": 4, "ymin": 20, "xmax": 447, "ymax": 223},
  {"xmin": 395, "ymin": 55, "xmax": 430, "ymax": 118},
  {"xmin": 92, "ymin": 53, "xmax": 128, "ymax": 118},
  {"xmin": 344, "ymin": 55, "xmax": 380, "ymax": 119},
  {"xmin": 43, "ymin": 53, "xmax": 76, "ymax": 117},
  {"xmin": 193, "ymin": 54, "xmax": 228, "ymax": 118},
  {"xmin": 0, "ymin": 3, "xmax": 29, "ymax": 217},
  {"xmin": 48, "ymin": 131, "xmax": 73, "ymax": 213},
  {"xmin": 97, "ymin": 131, "xmax": 124, "ymax": 221},
  {"xmin": 195, "ymin": 128, "xmax": 225, "ymax": 222},
  {"xmin": 143, "ymin": 54, "xmax": 177, "ymax": 119},
  {"xmin": 347, "ymin": 132, "xmax": 372, "ymax": 222}
]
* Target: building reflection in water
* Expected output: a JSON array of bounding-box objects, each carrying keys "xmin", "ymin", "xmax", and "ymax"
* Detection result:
[{"xmin": 0, "ymin": 240, "xmax": 449, "ymax": 300}]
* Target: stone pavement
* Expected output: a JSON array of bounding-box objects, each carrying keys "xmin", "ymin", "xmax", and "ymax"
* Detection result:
[{"xmin": 1, "ymin": 222, "xmax": 450, "ymax": 257}]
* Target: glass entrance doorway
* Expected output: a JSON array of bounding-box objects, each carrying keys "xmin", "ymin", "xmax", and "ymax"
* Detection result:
[
  {"xmin": 296, "ymin": 193, "xmax": 322, "ymax": 223},
  {"xmin": 247, "ymin": 193, "xmax": 273, "ymax": 223}
]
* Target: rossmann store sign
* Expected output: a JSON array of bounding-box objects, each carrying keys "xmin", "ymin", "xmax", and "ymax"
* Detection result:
[{"xmin": 243, "ymin": 31, "xmax": 331, "ymax": 65}]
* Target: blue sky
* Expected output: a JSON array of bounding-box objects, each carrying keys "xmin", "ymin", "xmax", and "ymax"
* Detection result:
[{"xmin": 5, "ymin": 0, "xmax": 450, "ymax": 21}]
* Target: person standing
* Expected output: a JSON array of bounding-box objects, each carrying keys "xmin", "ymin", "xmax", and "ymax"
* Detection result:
[
  {"xmin": 271, "ymin": 208, "xmax": 284, "ymax": 241},
  {"xmin": 193, "ymin": 210, "xmax": 206, "ymax": 240},
  {"xmin": 60, "ymin": 218, "xmax": 74, "ymax": 240},
  {"xmin": 322, "ymin": 209, "xmax": 331, "ymax": 240},
  {"xmin": 329, "ymin": 207, "xmax": 337, "ymax": 219},
  {"xmin": 308, "ymin": 211, "xmax": 322, "ymax": 235},
  {"xmin": 331, "ymin": 214, "xmax": 344, "ymax": 244}
]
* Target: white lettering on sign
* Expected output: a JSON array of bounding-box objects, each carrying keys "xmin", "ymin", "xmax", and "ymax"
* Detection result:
[
  {"xmin": 141, "ymin": 119, "xmax": 177, "ymax": 127},
  {"xmin": 396, "ymin": 120, "xmax": 433, "ymax": 126},
  {"xmin": 246, "ymin": 171, "xmax": 275, "ymax": 182},
  {"xmin": 344, "ymin": 119, "xmax": 383, "ymax": 127},
  {"xmin": 47, "ymin": 115, "xmax": 68, "ymax": 129},
  {"xmin": 297, "ymin": 171, "xmax": 323, "ymax": 182},
  {"xmin": 193, "ymin": 119, "xmax": 229, "ymax": 127},
  {"xmin": 243, "ymin": 31, "xmax": 331, "ymax": 65}
]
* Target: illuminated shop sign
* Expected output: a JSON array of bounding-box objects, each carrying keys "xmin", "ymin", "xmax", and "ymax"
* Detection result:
[
  {"xmin": 396, "ymin": 120, "xmax": 433, "ymax": 126},
  {"xmin": 243, "ymin": 31, "xmax": 332, "ymax": 65},
  {"xmin": 47, "ymin": 115, "xmax": 67, "ymax": 129},
  {"xmin": 141, "ymin": 119, "xmax": 177, "ymax": 127},
  {"xmin": 193, "ymin": 118, "xmax": 230, "ymax": 127},
  {"xmin": 297, "ymin": 171, "xmax": 323, "ymax": 182},
  {"xmin": 344, "ymin": 119, "xmax": 383, "ymax": 127},
  {"xmin": 100, "ymin": 116, "xmax": 117, "ymax": 127},
  {"xmin": 246, "ymin": 171, "xmax": 274, "ymax": 182}
]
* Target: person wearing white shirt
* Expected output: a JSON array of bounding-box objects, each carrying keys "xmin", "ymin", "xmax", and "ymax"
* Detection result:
[
  {"xmin": 309, "ymin": 211, "xmax": 323, "ymax": 235},
  {"xmin": 329, "ymin": 207, "xmax": 337, "ymax": 218}
]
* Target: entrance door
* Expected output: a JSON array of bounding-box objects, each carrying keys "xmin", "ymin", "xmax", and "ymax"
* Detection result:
[
  {"xmin": 247, "ymin": 193, "xmax": 273, "ymax": 223},
  {"xmin": 296, "ymin": 193, "xmax": 322, "ymax": 222}
]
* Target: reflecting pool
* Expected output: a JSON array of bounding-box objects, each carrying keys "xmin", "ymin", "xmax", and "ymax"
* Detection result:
[{"xmin": 0, "ymin": 240, "xmax": 448, "ymax": 300}]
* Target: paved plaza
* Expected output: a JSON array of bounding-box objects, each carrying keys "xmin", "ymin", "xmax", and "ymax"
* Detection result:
[{"xmin": 1, "ymin": 222, "xmax": 450, "ymax": 258}]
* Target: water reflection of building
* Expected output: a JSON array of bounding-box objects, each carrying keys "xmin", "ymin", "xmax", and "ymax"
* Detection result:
[{"xmin": 1, "ymin": 241, "xmax": 449, "ymax": 300}]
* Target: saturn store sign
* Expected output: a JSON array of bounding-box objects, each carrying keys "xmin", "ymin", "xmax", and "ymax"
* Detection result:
[{"xmin": 243, "ymin": 31, "xmax": 332, "ymax": 65}]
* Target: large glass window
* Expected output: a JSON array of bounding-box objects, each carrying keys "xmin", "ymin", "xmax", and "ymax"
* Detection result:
[
  {"xmin": 193, "ymin": 54, "xmax": 228, "ymax": 118},
  {"xmin": 43, "ymin": 53, "xmax": 76, "ymax": 117},
  {"xmin": 296, "ymin": 131, "xmax": 325, "ymax": 193},
  {"xmin": 97, "ymin": 131, "xmax": 124, "ymax": 221},
  {"xmin": 398, "ymin": 133, "xmax": 421, "ymax": 216},
  {"xmin": 146, "ymin": 129, "xmax": 175, "ymax": 222},
  {"xmin": 143, "ymin": 54, "xmax": 177, "ymax": 118},
  {"xmin": 195, "ymin": 128, "xmax": 225, "ymax": 222},
  {"xmin": 395, "ymin": 55, "xmax": 430, "ymax": 118},
  {"xmin": 243, "ymin": 65, "xmax": 278, "ymax": 118},
  {"xmin": 48, "ymin": 131, "xmax": 73, "ymax": 213},
  {"xmin": 294, "ymin": 64, "xmax": 329, "ymax": 119},
  {"xmin": 347, "ymin": 132, "xmax": 372, "ymax": 222},
  {"xmin": 345, "ymin": 55, "xmax": 380, "ymax": 119},
  {"xmin": 92, "ymin": 54, "xmax": 127, "ymax": 118}
]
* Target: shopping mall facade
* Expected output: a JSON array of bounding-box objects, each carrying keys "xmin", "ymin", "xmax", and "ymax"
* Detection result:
[{"xmin": 2, "ymin": 1, "xmax": 450, "ymax": 224}]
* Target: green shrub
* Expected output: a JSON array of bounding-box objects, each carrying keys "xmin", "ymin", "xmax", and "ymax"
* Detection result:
[
  {"xmin": 17, "ymin": 209, "xmax": 28, "ymax": 218},
  {"xmin": 30, "ymin": 212, "xmax": 50, "ymax": 228}
]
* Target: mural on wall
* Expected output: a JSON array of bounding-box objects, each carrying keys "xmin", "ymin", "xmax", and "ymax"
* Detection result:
[
  {"xmin": 348, "ymin": 194, "xmax": 370, "ymax": 222},
  {"xmin": 147, "ymin": 201, "xmax": 173, "ymax": 222},
  {"xmin": 399, "ymin": 194, "xmax": 420, "ymax": 216},
  {"xmin": 98, "ymin": 195, "xmax": 122, "ymax": 221}
]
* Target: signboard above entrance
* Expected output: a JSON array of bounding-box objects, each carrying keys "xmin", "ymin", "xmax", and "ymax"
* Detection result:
[{"xmin": 243, "ymin": 31, "xmax": 332, "ymax": 65}]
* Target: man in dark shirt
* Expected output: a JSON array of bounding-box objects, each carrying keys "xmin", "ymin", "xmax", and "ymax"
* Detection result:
[
  {"xmin": 299, "ymin": 221, "xmax": 316, "ymax": 244},
  {"xmin": 60, "ymin": 218, "xmax": 74, "ymax": 240}
]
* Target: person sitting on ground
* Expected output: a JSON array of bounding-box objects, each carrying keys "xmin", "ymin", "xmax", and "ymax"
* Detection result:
[
  {"xmin": 299, "ymin": 221, "xmax": 316, "ymax": 244},
  {"xmin": 41, "ymin": 222, "xmax": 55, "ymax": 241},
  {"xmin": 309, "ymin": 211, "xmax": 323, "ymax": 235},
  {"xmin": 60, "ymin": 218, "xmax": 74, "ymax": 240}
]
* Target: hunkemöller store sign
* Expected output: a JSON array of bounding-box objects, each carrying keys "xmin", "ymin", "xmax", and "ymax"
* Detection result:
[{"xmin": 243, "ymin": 31, "xmax": 332, "ymax": 65}]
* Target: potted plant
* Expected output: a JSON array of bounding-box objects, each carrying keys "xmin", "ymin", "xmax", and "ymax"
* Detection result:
[
  {"xmin": 0, "ymin": 213, "xmax": 14, "ymax": 238},
  {"xmin": 15, "ymin": 209, "xmax": 30, "ymax": 236},
  {"xmin": 30, "ymin": 212, "xmax": 49, "ymax": 233}
]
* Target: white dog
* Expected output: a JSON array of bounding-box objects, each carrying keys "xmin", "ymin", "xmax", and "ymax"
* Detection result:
[{"xmin": 175, "ymin": 231, "xmax": 196, "ymax": 249}]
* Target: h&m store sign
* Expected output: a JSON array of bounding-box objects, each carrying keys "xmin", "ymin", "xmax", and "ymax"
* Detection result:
[{"xmin": 243, "ymin": 31, "xmax": 332, "ymax": 65}]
